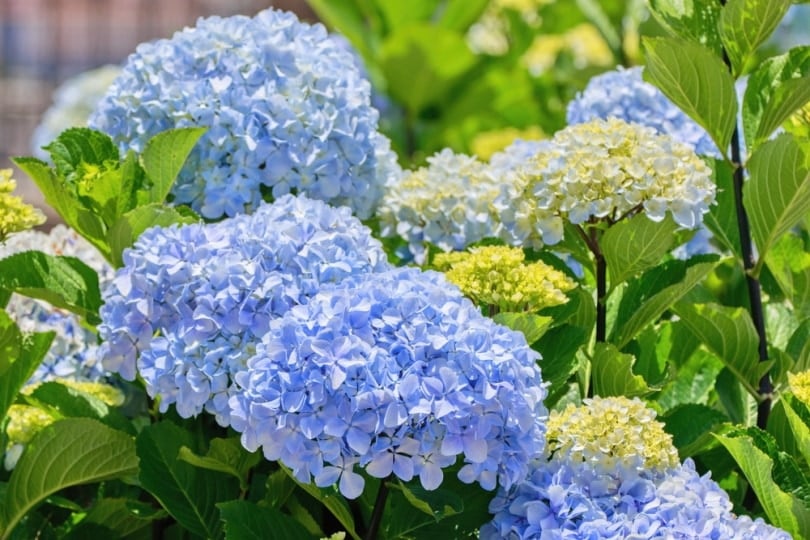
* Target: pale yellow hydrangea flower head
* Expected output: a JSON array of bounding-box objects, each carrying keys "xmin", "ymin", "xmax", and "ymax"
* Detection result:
[
  {"xmin": 788, "ymin": 370, "xmax": 810, "ymax": 407},
  {"xmin": 495, "ymin": 118, "xmax": 716, "ymax": 248},
  {"xmin": 547, "ymin": 396, "xmax": 680, "ymax": 473},
  {"xmin": 434, "ymin": 245, "xmax": 575, "ymax": 312},
  {"xmin": 0, "ymin": 169, "xmax": 46, "ymax": 242}
]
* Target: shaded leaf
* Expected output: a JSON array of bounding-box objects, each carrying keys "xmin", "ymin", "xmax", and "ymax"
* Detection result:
[
  {"xmin": 1, "ymin": 418, "xmax": 138, "ymax": 537},
  {"xmin": 647, "ymin": 0, "xmax": 724, "ymax": 54},
  {"xmin": 218, "ymin": 500, "xmax": 315, "ymax": 540},
  {"xmin": 718, "ymin": 0, "xmax": 791, "ymax": 76},
  {"xmin": 178, "ymin": 437, "xmax": 261, "ymax": 492},
  {"xmin": 601, "ymin": 213, "xmax": 679, "ymax": 290},
  {"xmin": 591, "ymin": 342, "xmax": 651, "ymax": 397}
]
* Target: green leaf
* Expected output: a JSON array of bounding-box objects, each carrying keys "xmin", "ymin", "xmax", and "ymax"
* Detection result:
[
  {"xmin": 42, "ymin": 128, "xmax": 118, "ymax": 177},
  {"xmin": 591, "ymin": 342, "xmax": 651, "ymax": 397},
  {"xmin": 656, "ymin": 348, "xmax": 725, "ymax": 412},
  {"xmin": 24, "ymin": 381, "xmax": 133, "ymax": 435},
  {"xmin": 672, "ymin": 302, "xmax": 771, "ymax": 396},
  {"xmin": 643, "ymin": 37, "xmax": 737, "ymax": 155},
  {"xmin": 107, "ymin": 204, "xmax": 199, "ymax": 267},
  {"xmin": 11, "ymin": 157, "xmax": 81, "ymax": 234},
  {"xmin": 719, "ymin": 0, "xmax": 791, "ymax": 76},
  {"xmin": 601, "ymin": 213, "xmax": 680, "ymax": 289},
  {"xmin": 218, "ymin": 500, "xmax": 315, "ymax": 540},
  {"xmin": 716, "ymin": 431, "xmax": 810, "ymax": 537},
  {"xmin": 743, "ymin": 46, "xmax": 810, "ymax": 149},
  {"xmin": 574, "ymin": 0, "xmax": 622, "ymax": 55},
  {"xmin": 140, "ymin": 127, "xmax": 206, "ymax": 204},
  {"xmin": 0, "ymin": 418, "xmax": 138, "ymax": 538},
  {"xmin": 394, "ymin": 480, "xmax": 464, "ymax": 521},
  {"xmin": 533, "ymin": 324, "xmax": 587, "ymax": 396},
  {"xmin": 136, "ymin": 421, "xmax": 239, "ymax": 539},
  {"xmin": 661, "ymin": 403, "xmax": 728, "ymax": 455},
  {"xmin": 647, "ymin": 0, "xmax": 724, "ymax": 54},
  {"xmin": 613, "ymin": 257, "xmax": 720, "ymax": 348},
  {"xmin": 745, "ymin": 134, "xmax": 810, "ymax": 268},
  {"xmin": 703, "ymin": 159, "xmax": 742, "ymax": 257},
  {"xmin": 279, "ymin": 466, "xmax": 360, "ymax": 540},
  {"xmin": 178, "ymin": 437, "xmax": 261, "ymax": 492},
  {"xmin": 379, "ymin": 25, "xmax": 477, "ymax": 114},
  {"xmin": 0, "ymin": 251, "xmax": 101, "ymax": 324},
  {"xmin": 0, "ymin": 323, "xmax": 54, "ymax": 425},
  {"xmin": 781, "ymin": 395, "xmax": 810, "ymax": 466},
  {"xmin": 492, "ymin": 313, "xmax": 552, "ymax": 345},
  {"xmin": 305, "ymin": 1, "xmax": 377, "ymax": 62},
  {"xmin": 83, "ymin": 498, "xmax": 165, "ymax": 538},
  {"xmin": 437, "ymin": 0, "xmax": 490, "ymax": 31}
]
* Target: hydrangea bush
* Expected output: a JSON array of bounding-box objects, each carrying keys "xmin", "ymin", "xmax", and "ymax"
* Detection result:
[
  {"xmin": 90, "ymin": 8, "xmax": 400, "ymax": 220},
  {"xmin": 1, "ymin": 1, "xmax": 809, "ymax": 539}
]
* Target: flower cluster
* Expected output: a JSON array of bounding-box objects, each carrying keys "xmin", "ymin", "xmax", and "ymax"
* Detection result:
[
  {"xmin": 494, "ymin": 118, "xmax": 716, "ymax": 248},
  {"xmin": 89, "ymin": 8, "xmax": 400, "ymax": 220},
  {"xmin": 546, "ymin": 397, "xmax": 680, "ymax": 473},
  {"xmin": 4, "ymin": 380, "xmax": 124, "ymax": 470},
  {"xmin": 0, "ymin": 169, "xmax": 46, "ymax": 242},
  {"xmin": 482, "ymin": 397, "xmax": 791, "ymax": 539},
  {"xmin": 377, "ymin": 149, "xmax": 502, "ymax": 262},
  {"xmin": 788, "ymin": 370, "xmax": 810, "ymax": 406},
  {"xmin": 1, "ymin": 225, "xmax": 112, "ymax": 385},
  {"xmin": 98, "ymin": 195, "xmax": 390, "ymax": 425},
  {"xmin": 229, "ymin": 267, "xmax": 547, "ymax": 499},
  {"xmin": 31, "ymin": 65, "xmax": 121, "ymax": 159},
  {"xmin": 433, "ymin": 246, "xmax": 575, "ymax": 312},
  {"xmin": 566, "ymin": 66, "xmax": 719, "ymax": 157}
]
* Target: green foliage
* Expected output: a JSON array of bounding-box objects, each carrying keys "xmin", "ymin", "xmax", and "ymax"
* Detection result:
[
  {"xmin": 719, "ymin": 0, "xmax": 791, "ymax": 76},
  {"xmin": 716, "ymin": 429, "xmax": 810, "ymax": 538},
  {"xmin": 0, "ymin": 314, "xmax": 54, "ymax": 425},
  {"xmin": 12, "ymin": 127, "xmax": 204, "ymax": 266},
  {"xmin": 178, "ymin": 437, "xmax": 261, "ymax": 493},
  {"xmin": 0, "ymin": 418, "xmax": 138, "ymax": 539},
  {"xmin": 219, "ymin": 501, "xmax": 316, "ymax": 540},
  {"xmin": 591, "ymin": 342, "xmax": 652, "ymax": 397},
  {"xmin": 642, "ymin": 37, "xmax": 738, "ymax": 155},
  {"xmin": 0, "ymin": 252, "xmax": 101, "ymax": 324},
  {"xmin": 743, "ymin": 46, "xmax": 810, "ymax": 149},
  {"xmin": 647, "ymin": 0, "xmax": 724, "ymax": 55},
  {"xmin": 745, "ymin": 134, "xmax": 810, "ymax": 271},
  {"xmin": 601, "ymin": 213, "xmax": 681, "ymax": 290},
  {"xmin": 136, "ymin": 421, "xmax": 240, "ymax": 539}
]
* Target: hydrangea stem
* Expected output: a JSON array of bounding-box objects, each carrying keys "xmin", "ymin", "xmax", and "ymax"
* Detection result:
[
  {"xmin": 363, "ymin": 477, "xmax": 391, "ymax": 540},
  {"xmin": 718, "ymin": 30, "xmax": 772, "ymax": 431}
]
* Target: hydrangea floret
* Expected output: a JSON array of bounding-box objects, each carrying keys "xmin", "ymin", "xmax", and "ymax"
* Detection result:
[
  {"xmin": 788, "ymin": 370, "xmax": 810, "ymax": 406},
  {"xmin": 229, "ymin": 267, "xmax": 547, "ymax": 499},
  {"xmin": 481, "ymin": 396, "xmax": 791, "ymax": 539},
  {"xmin": 377, "ymin": 149, "xmax": 502, "ymax": 262},
  {"xmin": 0, "ymin": 169, "xmax": 46, "ymax": 242},
  {"xmin": 494, "ymin": 117, "xmax": 716, "ymax": 248},
  {"xmin": 98, "ymin": 194, "xmax": 390, "ymax": 425},
  {"xmin": 433, "ymin": 245, "xmax": 575, "ymax": 313},
  {"xmin": 30, "ymin": 65, "xmax": 121, "ymax": 159},
  {"xmin": 566, "ymin": 66, "xmax": 719, "ymax": 156},
  {"xmin": 1, "ymin": 225, "xmax": 112, "ymax": 385},
  {"xmin": 89, "ymin": 8, "xmax": 400, "ymax": 220}
]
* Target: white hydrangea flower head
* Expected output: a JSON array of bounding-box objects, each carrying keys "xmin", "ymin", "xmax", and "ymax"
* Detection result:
[
  {"xmin": 495, "ymin": 118, "xmax": 716, "ymax": 249},
  {"xmin": 377, "ymin": 148, "xmax": 502, "ymax": 263}
]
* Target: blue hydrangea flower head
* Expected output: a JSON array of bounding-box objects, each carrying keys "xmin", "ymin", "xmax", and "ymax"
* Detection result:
[
  {"xmin": 89, "ymin": 8, "xmax": 400, "ymax": 220},
  {"xmin": 566, "ymin": 66, "xmax": 719, "ymax": 157},
  {"xmin": 98, "ymin": 194, "xmax": 391, "ymax": 425},
  {"xmin": 481, "ymin": 397, "xmax": 791, "ymax": 539},
  {"xmin": 229, "ymin": 266, "xmax": 547, "ymax": 499},
  {"xmin": 1, "ymin": 225, "xmax": 113, "ymax": 385}
]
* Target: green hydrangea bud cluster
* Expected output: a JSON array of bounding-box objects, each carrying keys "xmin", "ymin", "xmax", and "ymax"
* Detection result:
[
  {"xmin": 0, "ymin": 169, "xmax": 46, "ymax": 243},
  {"xmin": 547, "ymin": 395, "xmax": 680, "ymax": 473},
  {"xmin": 433, "ymin": 245, "xmax": 575, "ymax": 313}
]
